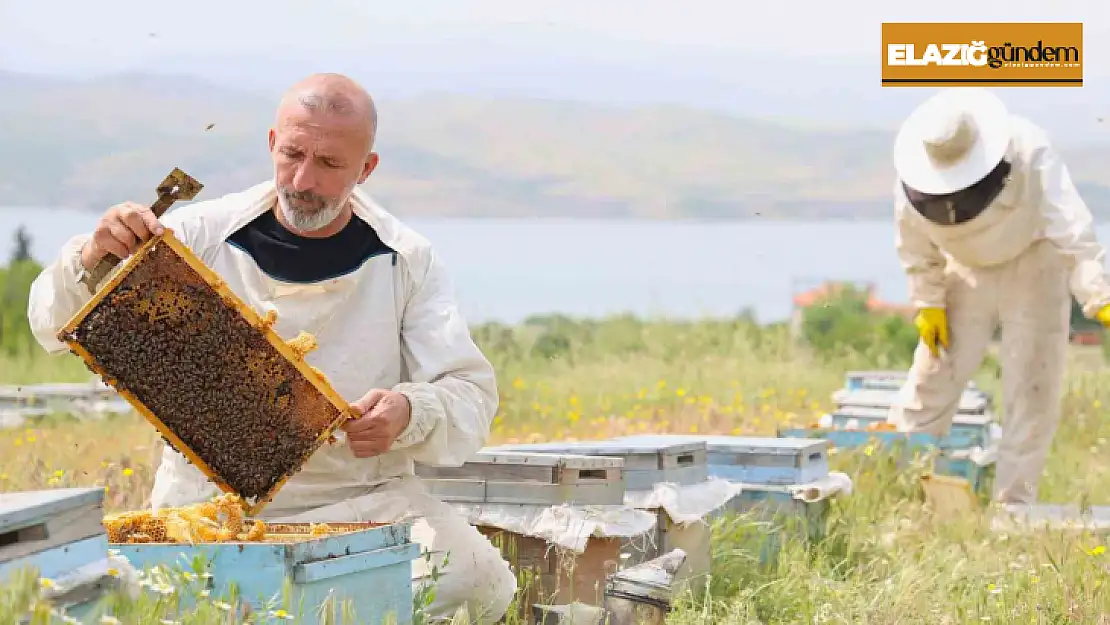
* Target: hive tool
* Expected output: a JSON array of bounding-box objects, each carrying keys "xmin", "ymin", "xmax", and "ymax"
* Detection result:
[{"xmin": 78, "ymin": 168, "xmax": 204, "ymax": 294}]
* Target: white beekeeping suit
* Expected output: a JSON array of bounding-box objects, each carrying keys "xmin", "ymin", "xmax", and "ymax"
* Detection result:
[
  {"xmin": 26, "ymin": 182, "xmax": 517, "ymax": 623},
  {"xmin": 886, "ymin": 87, "xmax": 1110, "ymax": 505}
]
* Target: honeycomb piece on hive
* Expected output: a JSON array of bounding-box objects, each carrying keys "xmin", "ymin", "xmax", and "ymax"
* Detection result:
[
  {"xmin": 58, "ymin": 232, "xmax": 358, "ymax": 513},
  {"xmin": 286, "ymin": 331, "xmax": 318, "ymax": 359},
  {"xmin": 245, "ymin": 520, "xmax": 267, "ymax": 541},
  {"xmin": 105, "ymin": 495, "xmax": 273, "ymax": 544},
  {"xmin": 262, "ymin": 309, "xmax": 278, "ymax": 329}
]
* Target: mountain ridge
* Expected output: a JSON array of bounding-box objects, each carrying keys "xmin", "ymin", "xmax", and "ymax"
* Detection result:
[{"xmin": 3, "ymin": 70, "xmax": 1109, "ymax": 220}]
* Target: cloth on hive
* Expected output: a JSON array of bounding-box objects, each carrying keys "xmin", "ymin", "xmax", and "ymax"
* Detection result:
[
  {"xmin": 623, "ymin": 476, "xmax": 745, "ymax": 526},
  {"xmin": 43, "ymin": 554, "xmax": 142, "ymax": 602},
  {"xmin": 786, "ymin": 471, "xmax": 853, "ymax": 503},
  {"xmin": 447, "ymin": 502, "xmax": 657, "ymax": 554}
]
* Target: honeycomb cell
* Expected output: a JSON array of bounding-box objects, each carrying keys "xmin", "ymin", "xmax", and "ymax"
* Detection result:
[{"xmin": 59, "ymin": 233, "xmax": 356, "ymax": 510}]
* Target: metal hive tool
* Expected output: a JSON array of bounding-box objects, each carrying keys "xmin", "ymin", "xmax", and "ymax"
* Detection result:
[{"xmin": 58, "ymin": 229, "xmax": 360, "ymax": 516}]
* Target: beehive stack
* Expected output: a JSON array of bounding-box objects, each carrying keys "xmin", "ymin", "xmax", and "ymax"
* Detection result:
[{"xmin": 57, "ymin": 231, "xmax": 360, "ymax": 515}]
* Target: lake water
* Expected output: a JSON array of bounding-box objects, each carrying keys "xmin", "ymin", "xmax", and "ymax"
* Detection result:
[{"xmin": 6, "ymin": 206, "xmax": 1110, "ymax": 325}]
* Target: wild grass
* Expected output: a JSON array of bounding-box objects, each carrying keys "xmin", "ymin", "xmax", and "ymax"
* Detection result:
[{"xmin": 4, "ymin": 314, "xmax": 1110, "ymax": 623}]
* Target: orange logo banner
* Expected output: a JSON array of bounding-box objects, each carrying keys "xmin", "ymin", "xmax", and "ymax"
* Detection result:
[{"xmin": 881, "ymin": 22, "xmax": 1083, "ymax": 87}]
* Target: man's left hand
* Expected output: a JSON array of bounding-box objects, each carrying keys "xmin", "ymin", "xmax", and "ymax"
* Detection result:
[
  {"xmin": 342, "ymin": 389, "xmax": 412, "ymax": 458},
  {"xmin": 1097, "ymin": 304, "xmax": 1110, "ymax": 328}
]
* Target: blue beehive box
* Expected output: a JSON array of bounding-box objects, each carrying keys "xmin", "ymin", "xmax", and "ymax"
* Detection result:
[
  {"xmin": 492, "ymin": 439, "xmax": 708, "ymax": 491},
  {"xmin": 829, "ymin": 406, "xmax": 995, "ymax": 449},
  {"xmin": 116, "ymin": 521, "xmax": 420, "ymax": 624},
  {"xmin": 778, "ymin": 427, "xmax": 989, "ymax": 492},
  {"xmin": 0, "ymin": 487, "xmax": 119, "ymax": 619},
  {"xmin": 720, "ymin": 482, "xmax": 832, "ymax": 566},
  {"xmin": 612, "ymin": 434, "xmax": 830, "ymax": 486}
]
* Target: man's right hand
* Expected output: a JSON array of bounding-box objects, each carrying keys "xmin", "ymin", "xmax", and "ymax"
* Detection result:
[{"xmin": 80, "ymin": 202, "xmax": 165, "ymax": 270}]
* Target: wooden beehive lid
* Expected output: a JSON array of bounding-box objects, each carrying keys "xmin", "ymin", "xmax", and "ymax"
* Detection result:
[
  {"xmin": 467, "ymin": 450, "xmax": 624, "ymax": 469},
  {"xmin": 0, "ymin": 488, "xmax": 104, "ymax": 531},
  {"xmin": 56, "ymin": 231, "xmax": 359, "ymax": 516},
  {"xmin": 496, "ymin": 439, "xmax": 706, "ymax": 458},
  {"xmin": 834, "ymin": 405, "xmax": 995, "ymax": 426},
  {"xmin": 0, "ymin": 488, "xmax": 106, "ymax": 564},
  {"xmin": 845, "ymin": 370, "xmax": 982, "ymax": 391},
  {"xmin": 614, "ymin": 434, "xmax": 830, "ymax": 456},
  {"xmin": 834, "ymin": 387, "xmax": 989, "ymax": 413},
  {"xmin": 415, "ymin": 450, "xmax": 624, "ymax": 486}
]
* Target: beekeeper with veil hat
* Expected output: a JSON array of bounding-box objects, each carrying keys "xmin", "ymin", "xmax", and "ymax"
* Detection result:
[{"xmin": 886, "ymin": 86, "xmax": 1110, "ymax": 505}]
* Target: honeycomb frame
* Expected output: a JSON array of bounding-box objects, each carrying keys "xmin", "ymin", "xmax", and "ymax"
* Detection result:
[{"xmin": 57, "ymin": 229, "xmax": 360, "ymax": 516}]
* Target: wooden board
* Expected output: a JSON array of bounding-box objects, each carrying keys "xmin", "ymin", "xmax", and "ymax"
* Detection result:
[
  {"xmin": 991, "ymin": 503, "xmax": 1110, "ymax": 532},
  {"xmin": 56, "ymin": 230, "xmax": 360, "ymax": 516},
  {"xmin": 621, "ymin": 510, "xmax": 711, "ymax": 596},
  {"xmin": 0, "ymin": 488, "xmax": 106, "ymax": 564}
]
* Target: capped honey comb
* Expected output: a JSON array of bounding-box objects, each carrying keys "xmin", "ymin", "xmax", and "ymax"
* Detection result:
[{"xmin": 57, "ymin": 230, "xmax": 360, "ymax": 515}]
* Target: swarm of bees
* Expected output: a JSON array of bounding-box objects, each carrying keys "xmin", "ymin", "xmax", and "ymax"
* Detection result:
[
  {"xmin": 60, "ymin": 241, "xmax": 356, "ymax": 508},
  {"xmin": 104, "ymin": 493, "xmax": 337, "ymax": 544}
]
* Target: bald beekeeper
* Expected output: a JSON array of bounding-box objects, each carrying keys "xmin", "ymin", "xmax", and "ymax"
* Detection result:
[
  {"xmin": 887, "ymin": 87, "xmax": 1110, "ymax": 505},
  {"xmin": 26, "ymin": 73, "xmax": 516, "ymax": 622}
]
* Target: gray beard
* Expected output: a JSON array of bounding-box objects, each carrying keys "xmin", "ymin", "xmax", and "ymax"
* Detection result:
[{"xmin": 275, "ymin": 189, "xmax": 346, "ymax": 233}]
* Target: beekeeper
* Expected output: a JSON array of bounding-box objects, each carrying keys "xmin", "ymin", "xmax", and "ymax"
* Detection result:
[
  {"xmin": 26, "ymin": 73, "xmax": 516, "ymax": 623},
  {"xmin": 887, "ymin": 87, "xmax": 1110, "ymax": 505}
]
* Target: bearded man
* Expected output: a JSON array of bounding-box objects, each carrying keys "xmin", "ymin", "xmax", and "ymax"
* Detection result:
[{"xmin": 27, "ymin": 73, "xmax": 516, "ymax": 623}]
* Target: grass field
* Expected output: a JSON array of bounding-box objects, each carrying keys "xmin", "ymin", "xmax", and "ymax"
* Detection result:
[{"xmin": 5, "ymin": 315, "xmax": 1110, "ymax": 624}]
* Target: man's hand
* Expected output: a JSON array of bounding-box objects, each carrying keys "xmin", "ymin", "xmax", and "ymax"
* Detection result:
[
  {"xmin": 342, "ymin": 389, "xmax": 412, "ymax": 458},
  {"xmin": 80, "ymin": 202, "xmax": 165, "ymax": 270},
  {"xmin": 1097, "ymin": 304, "xmax": 1110, "ymax": 328},
  {"xmin": 914, "ymin": 307, "xmax": 950, "ymax": 358}
]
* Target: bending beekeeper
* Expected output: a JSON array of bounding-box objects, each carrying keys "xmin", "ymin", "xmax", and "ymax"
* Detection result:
[
  {"xmin": 26, "ymin": 73, "xmax": 516, "ymax": 623},
  {"xmin": 887, "ymin": 87, "xmax": 1110, "ymax": 506}
]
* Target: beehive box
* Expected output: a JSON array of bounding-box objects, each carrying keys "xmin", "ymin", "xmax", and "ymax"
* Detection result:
[
  {"xmin": 613, "ymin": 434, "xmax": 830, "ymax": 486},
  {"xmin": 479, "ymin": 528, "xmax": 623, "ymax": 624},
  {"xmin": 493, "ymin": 440, "xmax": 708, "ymax": 491},
  {"xmin": 415, "ymin": 450, "xmax": 626, "ymax": 505},
  {"xmin": 0, "ymin": 488, "xmax": 118, "ymax": 619},
  {"xmin": 829, "ymin": 406, "xmax": 995, "ymax": 449},
  {"xmin": 833, "ymin": 387, "xmax": 991, "ymax": 416},
  {"xmin": 778, "ymin": 426, "xmax": 988, "ymax": 491},
  {"xmin": 489, "ymin": 440, "xmax": 712, "ymax": 596},
  {"xmin": 844, "ymin": 370, "xmax": 985, "ymax": 393},
  {"xmin": 56, "ymin": 230, "xmax": 360, "ymax": 515},
  {"xmin": 115, "ymin": 521, "xmax": 419, "ymax": 624},
  {"xmin": 722, "ymin": 483, "xmax": 832, "ymax": 566}
]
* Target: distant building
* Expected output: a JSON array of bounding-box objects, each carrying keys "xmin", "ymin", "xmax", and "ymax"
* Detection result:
[{"xmin": 789, "ymin": 280, "xmax": 914, "ymax": 335}]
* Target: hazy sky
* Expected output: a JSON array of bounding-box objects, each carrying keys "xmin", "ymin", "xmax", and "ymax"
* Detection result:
[{"xmin": 2, "ymin": 0, "xmax": 1107, "ymax": 71}]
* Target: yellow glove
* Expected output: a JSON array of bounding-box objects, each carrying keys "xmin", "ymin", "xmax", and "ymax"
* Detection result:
[
  {"xmin": 914, "ymin": 307, "xmax": 949, "ymax": 357},
  {"xmin": 1097, "ymin": 304, "xmax": 1110, "ymax": 328}
]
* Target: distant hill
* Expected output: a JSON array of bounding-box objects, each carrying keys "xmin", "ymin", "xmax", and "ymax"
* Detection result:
[{"xmin": 2, "ymin": 70, "xmax": 1110, "ymax": 220}]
